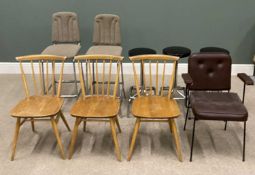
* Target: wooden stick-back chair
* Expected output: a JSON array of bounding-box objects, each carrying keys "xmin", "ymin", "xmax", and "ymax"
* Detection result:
[
  {"xmin": 10, "ymin": 55, "xmax": 71, "ymax": 160},
  {"xmin": 69, "ymin": 55, "xmax": 123, "ymax": 161},
  {"xmin": 127, "ymin": 54, "xmax": 183, "ymax": 161}
]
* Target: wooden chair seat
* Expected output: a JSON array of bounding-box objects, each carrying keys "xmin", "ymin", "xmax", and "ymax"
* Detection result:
[
  {"xmin": 10, "ymin": 95, "xmax": 64, "ymax": 118},
  {"xmin": 70, "ymin": 96, "xmax": 120, "ymax": 118},
  {"xmin": 132, "ymin": 96, "xmax": 180, "ymax": 118}
]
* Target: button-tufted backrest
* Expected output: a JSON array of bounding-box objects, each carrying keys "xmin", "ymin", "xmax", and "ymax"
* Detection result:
[
  {"xmin": 52, "ymin": 12, "xmax": 80, "ymax": 43},
  {"xmin": 93, "ymin": 14, "xmax": 121, "ymax": 46},
  {"xmin": 188, "ymin": 53, "xmax": 231, "ymax": 91}
]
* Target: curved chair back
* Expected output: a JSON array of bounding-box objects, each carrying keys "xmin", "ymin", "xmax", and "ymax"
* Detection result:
[
  {"xmin": 74, "ymin": 55, "xmax": 123, "ymax": 98},
  {"xmin": 16, "ymin": 55, "xmax": 66, "ymax": 97},
  {"xmin": 188, "ymin": 53, "xmax": 231, "ymax": 91},
  {"xmin": 52, "ymin": 12, "xmax": 80, "ymax": 43},
  {"xmin": 129, "ymin": 54, "xmax": 179, "ymax": 98},
  {"xmin": 93, "ymin": 14, "xmax": 121, "ymax": 46}
]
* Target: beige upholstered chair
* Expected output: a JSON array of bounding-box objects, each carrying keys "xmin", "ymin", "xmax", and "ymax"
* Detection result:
[
  {"xmin": 86, "ymin": 14, "xmax": 125, "ymax": 98},
  {"xmin": 42, "ymin": 12, "xmax": 81, "ymax": 97}
]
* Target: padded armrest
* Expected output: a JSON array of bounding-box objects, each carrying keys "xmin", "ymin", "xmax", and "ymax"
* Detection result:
[
  {"xmin": 237, "ymin": 73, "xmax": 254, "ymax": 85},
  {"xmin": 182, "ymin": 73, "xmax": 193, "ymax": 86}
]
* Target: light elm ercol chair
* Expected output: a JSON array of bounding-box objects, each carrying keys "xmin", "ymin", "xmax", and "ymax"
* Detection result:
[
  {"xmin": 86, "ymin": 14, "xmax": 126, "ymax": 98},
  {"xmin": 42, "ymin": 12, "xmax": 81, "ymax": 97}
]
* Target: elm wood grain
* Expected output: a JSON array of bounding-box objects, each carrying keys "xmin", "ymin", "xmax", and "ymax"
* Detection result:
[
  {"xmin": 69, "ymin": 55, "xmax": 122, "ymax": 161},
  {"xmin": 10, "ymin": 54, "xmax": 70, "ymax": 161},
  {"xmin": 70, "ymin": 96, "xmax": 120, "ymax": 118},
  {"xmin": 128, "ymin": 54, "xmax": 183, "ymax": 161}
]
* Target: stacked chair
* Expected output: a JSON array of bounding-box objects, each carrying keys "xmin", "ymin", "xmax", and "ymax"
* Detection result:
[
  {"xmin": 42, "ymin": 12, "xmax": 81, "ymax": 97},
  {"xmin": 182, "ymin": 53, "xmax": 253, "ymax": 161}
]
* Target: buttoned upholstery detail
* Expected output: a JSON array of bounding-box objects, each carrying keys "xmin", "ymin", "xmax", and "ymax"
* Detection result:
[
  {"xmin": 93, "ymin": 14, "xmax": 121, "ymax": 46},
  {"xmin": 188, "ymin": 53, "xmax": 231, "ymax": 91},
  {"xmin": 52, "ymin": 12, "xmax": 80, "ymax": 43}
]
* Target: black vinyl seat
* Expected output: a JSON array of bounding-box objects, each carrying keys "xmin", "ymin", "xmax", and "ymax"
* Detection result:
[
  {"xmin": 200, "ymin": 47, "xmax": 230, "ymax": 54},
  {"xmin": 129, "ymin": 48, "xmax": 156, "ymax": 56},
  {"xmin": 163, "ymin": 46, "xmax": 191, "ymax": 58}
]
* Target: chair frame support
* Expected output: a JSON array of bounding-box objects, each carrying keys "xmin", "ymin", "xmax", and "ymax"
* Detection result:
[
  {"xmin": 189, "ymin": 119, "xmax": 247, "ymax": 162},
  {"xmin": 10, "ymin": 111, "xmax": 70, "ymax": 161},
  {"xmin": 68, "ymin": 116, "xmax": 121, "ymax": 161},
  {"xmin": 127, "ymin": 118, "xmax": 182, "ymax": 162}
]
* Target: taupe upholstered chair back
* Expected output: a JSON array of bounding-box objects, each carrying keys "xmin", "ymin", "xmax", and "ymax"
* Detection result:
[
  {"xmin": 52, "ymin": 12, "xmax": 80, "ymax": 43},
  {"xmin": 93, "ymin": 14, "xmax": 121, "ymax": 46},
  {"xmin": 188, "ymin": 53, "xmax": 231, "ymax": 91}
]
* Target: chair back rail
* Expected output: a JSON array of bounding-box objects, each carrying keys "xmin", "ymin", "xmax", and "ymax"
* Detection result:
[
  {"xmin": 16, "ymin": 55, "xmax": 66, "ymax": 97},
  {"xmin": 74, "ymin": 55, "xmax": 123, "ymax": 98},
  {"xmin": 129, "ymin": 54, "xmax": 179, "ymax": 99}
]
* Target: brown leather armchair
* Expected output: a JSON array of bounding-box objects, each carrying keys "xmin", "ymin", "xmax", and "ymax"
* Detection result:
[{"xmin": 182, "ymin": 53, "xmax": 253, "ymax": 162}]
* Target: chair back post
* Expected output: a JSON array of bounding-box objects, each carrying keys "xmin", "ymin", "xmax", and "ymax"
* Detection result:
[
  {"xmin": 74, "ymin": 55, "xmax": 123, "ymax": 98},
  {"xmin": 16, "ymin": 55, "xmax": 66, "ymax": 98},
  {"xmin": 129, "ymin": 54, "xmax": 179, "ymax": 98}
]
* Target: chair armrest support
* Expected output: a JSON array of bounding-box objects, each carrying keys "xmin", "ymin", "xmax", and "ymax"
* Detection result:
[
  {"xmin": 237, "ymin": 73, "xmax": 254, "ymax": 85},
  {"xmin": 182, "ymin": 73, "xmax": 193, "ymax": 86},
  {"xmin": 237, "ymin": 73, "xmax": 254, "ymax": 103}
]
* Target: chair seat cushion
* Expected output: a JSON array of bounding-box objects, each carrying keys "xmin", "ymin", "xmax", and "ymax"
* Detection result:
[
  {"xmin": 128, "ymin": 48, "xmax": 156, "ymax": 56},
  {"xmin": 70, "ymin": 96, "xmax": 120, "ymax": 118},
  {"xmin": 200, "ymin": 47, "xmax": 230, "ymax": 54},
  {"xmin": 162, "ymin": 46, "xmax": 191, "ymax": 58},
  {"xmin": 86, "ymin": 45, "xmax": 122, "ymax": 56},
  {"xmin": 132, "ymin": 96, "xmax": 180, "ymax": 118},
  {"xmin": 10, "ymin": 96, "xmax": 64, "ymax": 118},
  {"xmin": 42, "ymin": 44, "xmax": 81, "ymax": 58},
  {"xmin": 190, "ymin": 92, "xmax": 248, "ymax": 121}
]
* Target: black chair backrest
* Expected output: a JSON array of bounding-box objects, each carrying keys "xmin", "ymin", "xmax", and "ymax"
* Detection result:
[
  {"xmin": 188, "ymin": 53, "xmax": 231, "ymax": 91},
  {"xmin": 200, "ymin": 47, "xmax": 230, "ymax": 55}
]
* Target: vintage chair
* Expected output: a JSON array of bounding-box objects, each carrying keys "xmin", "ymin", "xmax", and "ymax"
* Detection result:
[
  {"xmin": 86, "ymin": 14, "xmax": 125, "ymax": 99},
  {"xmin": 10, "ymin": 55, "xmax": 71, "ymax": 160},
  {"xmin": 68, "ymin": 55, "xmax": 123, "ymax": 161},
  {"xmin": 42, "ymin": 12, "xmax": 81, "ymax": 97},
  {"xmin": 182, "ymin": 53, "xmax": 253, "ymax": 161},
  {"xmin": 127, "ymin": 54, "xmax": 183, "ymax": 161}
]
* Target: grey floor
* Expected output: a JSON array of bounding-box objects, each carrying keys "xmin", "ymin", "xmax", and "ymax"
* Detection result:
[{"xmin": 1, "ymin": 74, "xmax": 255, "ymax": 175}]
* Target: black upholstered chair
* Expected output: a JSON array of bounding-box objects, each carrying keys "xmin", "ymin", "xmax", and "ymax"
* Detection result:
[
  {"xmin": 128, "ymin": 48, "xmax": 157, "ymax": 101},
  {"xmin": 182, "ymin": 53, "xmax": 253, "ymax": 161},
  {"xmin": 162, "ymin": 46, "xmax": 191, "ymax": 100}
]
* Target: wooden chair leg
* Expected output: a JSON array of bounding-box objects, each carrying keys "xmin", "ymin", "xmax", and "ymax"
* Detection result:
[
  {"xmin": 169, "ymin": 119, "xmax": 183, "ymax": 162},
  {"xmin": 50, "ymin": 117, "xmax": 65, "ymax": 159},
  {"xmin": 110, "ymin": 118, "xmax": 121, "ymax": 161},
  {"xmin": 83, "ymin": 119, "xmax": 87, "ymax": 132},
  {"xmin": 31, "ymin": 118, "xmax": 35, "ymax": 132},
  {"xmin": 69, "ymin": 118, "xmax": 81, "ymax": 159},
  {"xmin": 11, "ymin": 118, "xmax": 21, "ymax": 161},
  {"xmin": 115, "ymin": 117, "xmax": 122, "ymax": 133},
  {"xmin": 55, "ymin": 113, "xmax": 60, "ymax": 124},
  {"xmin": 59, "ymin": 111, "xmax": 71, "ymax": 131},
  {"xmin": 127, "ymin": 118, "xmax": 141, "ymax": 161}
]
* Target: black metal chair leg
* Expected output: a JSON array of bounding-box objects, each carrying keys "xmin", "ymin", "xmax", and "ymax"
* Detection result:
[
  {"xmin": 190, "ymin": 119, "xmax": 196, "ymax": 162},
  {"xmin": 184, "ymin": 107, "xmax": 190, "ymax": 131},
  {"xmin": 224, "ymin": 121, "xmax": 227, "ymax": 130},
  {"xmin": 243, "ymin": 121, "xmax": 246, "ymax": 161},
  {"xmin": 184, "ymin": 99, "xmax": 191, "ymax": 131}
]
